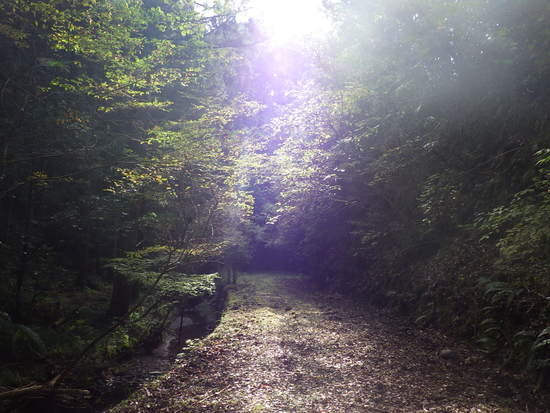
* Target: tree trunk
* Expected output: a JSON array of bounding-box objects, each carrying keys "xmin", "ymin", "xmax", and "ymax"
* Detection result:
[
  {"xmin": 107, "ymin": 271, "xmax": 132, "ymax": 317},
  {"xmin": 106, "ymin": 231, "xmax": 132, "ymax": 317},
  {"xmin": 14, "ymin": 181, "xmax": 34, "ymax": 323}
]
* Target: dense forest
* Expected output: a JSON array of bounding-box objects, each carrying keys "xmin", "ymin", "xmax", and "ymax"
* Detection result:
[{"xmin": 1, "ymin": 0, "xmax": 549, "ymax": 411}]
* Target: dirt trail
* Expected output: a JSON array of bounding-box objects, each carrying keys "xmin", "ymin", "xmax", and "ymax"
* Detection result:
[{"xmin": 110, "ymin": 273, "xmax": 548, "ymax": 413}]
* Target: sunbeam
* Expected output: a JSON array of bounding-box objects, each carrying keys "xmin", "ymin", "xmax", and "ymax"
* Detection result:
[{"xmin": 239, "ymin": 0, "xmax": 331, "ymax": 45}]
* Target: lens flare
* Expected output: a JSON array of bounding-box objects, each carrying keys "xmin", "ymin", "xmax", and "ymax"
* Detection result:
[{"xmin": 241, "ymin": 0, "xmax": 330, "ymax": 45}]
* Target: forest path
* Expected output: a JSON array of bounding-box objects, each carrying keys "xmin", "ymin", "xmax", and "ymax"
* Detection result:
[{"xmin": 111, "ymin": 273, "xmax": 546, "ymax": 413}]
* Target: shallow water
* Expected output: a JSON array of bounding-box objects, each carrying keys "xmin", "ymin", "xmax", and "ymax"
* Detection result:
[{"xmin": 95, "ymin": 291, "xmax": 226, "ymax": 412}]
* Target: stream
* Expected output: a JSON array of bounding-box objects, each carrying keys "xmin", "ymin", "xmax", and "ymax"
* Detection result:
[{"xmin": 93, "ymin": 291, "xmax": 226, "ymax": 412}]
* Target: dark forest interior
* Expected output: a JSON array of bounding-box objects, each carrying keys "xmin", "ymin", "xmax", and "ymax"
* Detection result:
[{"xmin": 1, "ymin": 0, "xmax": 550, "ymax": 411}]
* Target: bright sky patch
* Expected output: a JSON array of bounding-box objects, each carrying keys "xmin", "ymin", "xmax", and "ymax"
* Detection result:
[{"xmin": 239, "ymin": 0, "xmax": 331, "ymax": 45}]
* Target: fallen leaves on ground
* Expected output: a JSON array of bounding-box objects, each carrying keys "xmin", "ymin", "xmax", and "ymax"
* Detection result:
[{"xmin": 109, "ymin": 273, "xmax": 549, "ymax": 413}]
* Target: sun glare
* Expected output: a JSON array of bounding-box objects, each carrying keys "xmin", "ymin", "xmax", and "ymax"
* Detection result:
[{"xmin": 240, "ymin": 0, "xmax": 330, "ymax": 45}]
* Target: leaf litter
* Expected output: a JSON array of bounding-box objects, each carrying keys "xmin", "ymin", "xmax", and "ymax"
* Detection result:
[{"xmin": 109, "ymin": 273, "xmax": 549, "ymax": 412}]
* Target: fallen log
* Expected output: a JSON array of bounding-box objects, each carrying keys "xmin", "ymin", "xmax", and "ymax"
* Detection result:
[{"xmin": 0, "ymin": 382, "xmax": 91, "ymax": 408}]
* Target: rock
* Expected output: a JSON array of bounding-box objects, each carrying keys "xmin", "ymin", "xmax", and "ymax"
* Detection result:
[
  {"xmin": 374, "ymin": 382, "xmax": 386, "ymax": 393},
  {"xmin": 439, "ymin": 348, "xmax": 458, "ymax": 360},
  {"xmin": 464, "ymin": 354, "xmax": 484, "ymax": 365}
]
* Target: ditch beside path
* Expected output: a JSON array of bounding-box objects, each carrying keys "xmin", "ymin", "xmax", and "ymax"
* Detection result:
[{"xmin": 110, "ymin": 273, "xmax": 549, "ymax": 412}]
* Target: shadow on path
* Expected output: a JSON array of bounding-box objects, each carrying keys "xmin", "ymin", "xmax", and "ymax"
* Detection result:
[{"xmin": 110, "ymin": 273, "xmax": 548, "ymax": 413}]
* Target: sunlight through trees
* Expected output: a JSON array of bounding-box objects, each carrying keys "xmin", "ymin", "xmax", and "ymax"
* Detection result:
[{"xmin": 1, "ymin": 0, "xmax": 550, "ymax": 410}]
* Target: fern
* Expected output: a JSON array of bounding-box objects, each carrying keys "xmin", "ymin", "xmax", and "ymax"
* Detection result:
[{"xmin": 12, "ymin": 324, "xmax": 47, "ymax": 360}]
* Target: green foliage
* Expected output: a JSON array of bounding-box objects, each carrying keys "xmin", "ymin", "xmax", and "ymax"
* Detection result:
[
  {"xmin": 475, "ymin": 154, "xmax": 550, "ymax": 279},
  {"xmin": 106, "ymin": 246, "xmax": 174, "ymax": 282},
  {"xmin": 0, "ymin": 0, "xmax": 249, "ymax": 394},
  {"xmin": 419, "ymin": 173, "xmax": 461, "ymax": 231},
  {"xmin": 2, "ymin": 0, "xmax": 550, "ymax": 397},
  {"xmin": 238, "ymin": 0, "xmax": 550, "ymax": 390},
  {"xmin": 107, "ymin": 245, "xmax": 220, "ymax": 296},
  {"xmin": 0, "ymin": 312, "xmax": 47, "ymax": 362},
  {"xmin": 12, "ymin": 325, "xmax": 47, "ymax": 361},
  {"xmin": 159, "ymin": 273, "xmax": 219, "ymax": 298},
  {"xmin": 104, "ymin": 329, "xmax": 132, "ymax": 360}
]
